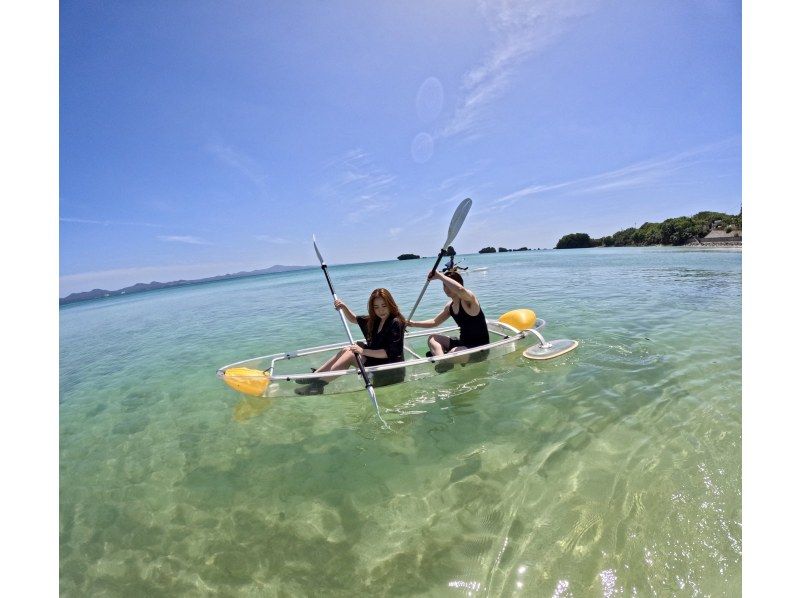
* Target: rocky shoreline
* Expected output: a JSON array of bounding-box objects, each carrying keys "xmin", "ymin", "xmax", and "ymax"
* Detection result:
[{"xmin": 684, "ymin": 238, "xmax": 742, "ymax": 248}]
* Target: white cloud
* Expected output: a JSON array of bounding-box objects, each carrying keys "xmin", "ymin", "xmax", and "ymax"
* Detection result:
[
  {"xmin": 157, "ymin": 235, "xmax": 209, "ymax": 245},
  {"xmin": 405, "ymin": 209, "xmax": 435, "ymax": 226},
  {"xmin": 320, "ymin": 148, "xmax": 396, "ymax": 222},
  {"xmin": 255, "ymin": 235, "xmax": 292, "ymax": 244},
  {"xmin": 440, "ymin": 0, "xmax": 596, "ymax": 140},
  {"xmin": 488, "ymin": 138, "xmax": 740, "ymax": 208},
  {"xmin": 322, "ymin": 148, "xmax": 368, "ymax": 170},
  {"xmin": 439, "ymin": 166, "xmax": 484, "ymax": 190},
  {"xmin": 205, "ymin": 143, "xmax": 270, "ymax": 197},
  {"xmin": 344, "ymin": 197, "xmax": 390, "ymax": 224},
  {"xmin": 60, "ymin": 217, "xmax": 164, "ymax": 228}
]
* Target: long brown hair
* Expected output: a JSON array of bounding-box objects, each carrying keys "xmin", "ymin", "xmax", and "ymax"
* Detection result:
[{"xmin": 366, "ymin": 288, "xmax": 405, "ymax": 341}]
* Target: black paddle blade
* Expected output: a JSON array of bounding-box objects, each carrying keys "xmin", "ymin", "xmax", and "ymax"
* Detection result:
[{"xmin": 312, "ymin": 235, "xmax": 325, "ymax": 266}]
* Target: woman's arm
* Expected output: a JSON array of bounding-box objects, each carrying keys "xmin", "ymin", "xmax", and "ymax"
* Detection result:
[
  {"xmin": 353, "ymin": 346, "xmax": 388, "ymax": 359},
  {"xmin": 434, "ymin": 270, "xmax": 477, "ymax": 304},
  {"xmin": 407, "ymin": 304, "xmax": 451, "ymax": 328},
  {"xmin": 334, "ymin": 299, "xmax": 358, "ymax": 323}
]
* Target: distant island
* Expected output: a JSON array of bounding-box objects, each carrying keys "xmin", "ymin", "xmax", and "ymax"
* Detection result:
[
  {"xmin": 478, "ymin": 246, "xmax": 532, "ymax": 253},
  {"xmin": 60, "ymin": 264, "xmax": 312, "ymax": 305},
  {"xmin": 397, "ymin": 253, "xmax": 420, "ymax": 260},
  {"xmin": 555, "ymin": 210, "xmax": 742, "ymax": 249}
]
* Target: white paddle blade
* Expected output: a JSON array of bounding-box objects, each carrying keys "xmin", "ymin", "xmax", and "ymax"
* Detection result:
[
  {"xmin": 523, "ymin": 339, "xmax": 579, "ymax": 360},
  {"xmin": 444, "ymin": 197, "xmax": 472, "ymax": 249},
  {"xmin": 407, "ymin": 197, "xmax": 472, "ymax": 323},
  {"xmin": 366, "ymin": 385, "xmax": 390, "ymax": 429}
]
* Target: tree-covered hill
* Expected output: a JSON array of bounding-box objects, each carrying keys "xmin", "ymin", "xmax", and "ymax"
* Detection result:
[{"xmin": 556, "ymin": 210, "xmax": 741, "ymax": 248}]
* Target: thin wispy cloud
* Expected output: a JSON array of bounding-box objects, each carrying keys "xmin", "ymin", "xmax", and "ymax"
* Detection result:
[
  {"xmin": 321, "ymin": 148, "xmax": 397, "ymax": 223},
  {"xmin": 436, "ymin": 179, "xmax": 495, "ymax": 206},
  {"xmin": 489, "ymin": 139, "xmax": 740, "ymax": 208},
  {"xmin": 439, "ymin": 165, "xmax": 486, "ymax": 191},
  {"xmin": 157, "ymin": 235, "xmax": 210, "ymax": 245},
  {"xmin": 405, "ymin": 209, "xmax": 435, "ymax": 226},
  {"xmin": 344, "ymin": 198, "xmax": 390, "ymax": 224},
  {"xmin": 205, "ymin": 143, "xmax": 270, "ymax": 197},
  {"xmin": 440, "ymin": 0, "xmax": 596, "ymax": 140},
  {"xmin": 60, "ymin": 217, "xmax": 164, "ymax": 228},
  {"xmin": 321, "ymin": 148, "xmax": 368, "ymax": 170},
  {"xmin": 439, "ymin": 189, "xmax": 482, "ymax": 206},
  {"xmin": 255, "ymin": 235, "xmax": 292, "ymax": 244}
]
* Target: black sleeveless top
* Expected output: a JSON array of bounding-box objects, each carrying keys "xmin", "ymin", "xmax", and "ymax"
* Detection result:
[
  {"xmin": 449, "ymin": 302, "xmax": 490, "ymax": 348},
  {"xmin": 356, "ymin": 315, "xmax": 405, "ymax": 365}
]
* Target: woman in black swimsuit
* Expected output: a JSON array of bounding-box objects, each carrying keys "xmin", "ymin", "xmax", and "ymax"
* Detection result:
[
  {"xmin": 295, "ymin": 288, "xmax": 406, "ymax": 395},
  {"xmin": 406, "ymin": 269, "xmax": 489, "ymax": 372}
]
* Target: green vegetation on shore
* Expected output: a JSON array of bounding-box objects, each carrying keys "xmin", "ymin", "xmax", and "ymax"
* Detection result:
[{"xmin": 555, "ymin": 210, "xmax": 742, "ymax": 249}]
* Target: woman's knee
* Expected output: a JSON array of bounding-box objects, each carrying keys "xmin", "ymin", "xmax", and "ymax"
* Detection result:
[
  {"xmin": 429, "ymin": 335, "xmax": 447, "ymax": 349},
  {"xmin": 337, "ymin": 347, "xmax": 353, "ymax": 358}
]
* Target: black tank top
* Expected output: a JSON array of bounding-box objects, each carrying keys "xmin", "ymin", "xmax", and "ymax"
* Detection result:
[{"xmin": 449, "ymin": 302, "xmax": 490, "ymax": 347}]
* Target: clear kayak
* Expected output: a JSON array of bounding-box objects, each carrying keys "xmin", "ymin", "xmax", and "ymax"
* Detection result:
[{"xmin": 217, "ymin": 312, "xmax": 577, "ymax": 399}]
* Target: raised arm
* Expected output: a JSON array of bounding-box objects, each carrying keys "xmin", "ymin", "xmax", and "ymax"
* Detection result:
[
  {"xmin": 432, "ymin": 270, "xmax": 477, "ymax": 304},
  {"xmin": 333, "ymin": 299, "xmax": 358, "ymax": 323}
]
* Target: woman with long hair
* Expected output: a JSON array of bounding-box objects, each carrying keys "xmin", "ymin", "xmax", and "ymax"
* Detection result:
[{"xmin": 295, "ymin": 288, "xmax": 407, "ymax": 395}]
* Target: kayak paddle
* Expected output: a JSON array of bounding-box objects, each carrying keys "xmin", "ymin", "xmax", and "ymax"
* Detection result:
[
  {"xmin": 312, "ymin": 235, "xmax": 390, "ymax": 429},
  {"xmin": 406, "ymin": 197, "xmax": 472, "ymax": 322}
]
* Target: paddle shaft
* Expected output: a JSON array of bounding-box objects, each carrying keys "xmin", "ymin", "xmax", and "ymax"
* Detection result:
[
  {"xmin": 316, "ymin": 260, "xmax": 388, "ymax": 427},
  {"xmin": 406, "ymin": 249, "xmax": 447, "ymax": 322},
  {"xmin": 318, "ymin": 265, "xmax": 373, "ymax": 382}
]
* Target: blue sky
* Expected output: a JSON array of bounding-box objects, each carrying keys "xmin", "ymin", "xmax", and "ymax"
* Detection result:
[{"xmin": 59, "ymin": 0, "xmax": 741, "ymax": 296}]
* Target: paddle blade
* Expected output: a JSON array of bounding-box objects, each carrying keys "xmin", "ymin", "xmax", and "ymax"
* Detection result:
[
  {"xmin": 366, "ymin": 384, "xmax": 390, "ymax": 429},
  {"xmin": 523, "ymin": 339, "xmax": 579, "ymax": 360},
  {"xmin": 312, "ymin": 235, "xmax": 325, "ymax": 266},
  {"xmin": 407, "ymin": 197, "xmax": 472, "ymax": 323},
  {"xmin": 444, "ymin": 197, "xmax": 472, "ymax": 249}
]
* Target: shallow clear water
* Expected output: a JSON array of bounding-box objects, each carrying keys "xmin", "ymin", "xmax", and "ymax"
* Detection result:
[{"xmin": 60, "ymin": 248, "xmax": 741, "ymax": 596}]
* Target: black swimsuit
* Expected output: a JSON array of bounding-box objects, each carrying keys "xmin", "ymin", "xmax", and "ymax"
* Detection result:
[{"xmin": 449, "ymin": 302, "xmax": 490, "ymax": 348}]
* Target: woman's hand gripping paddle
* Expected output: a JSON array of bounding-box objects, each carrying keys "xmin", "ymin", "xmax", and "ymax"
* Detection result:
[
  {"xmin": 312, "ymin": 236, "xmax": 390, "ymax": 429},
  {"xmin": 406, "ymin": 197, "xmax": 472, "ymax": 323}
]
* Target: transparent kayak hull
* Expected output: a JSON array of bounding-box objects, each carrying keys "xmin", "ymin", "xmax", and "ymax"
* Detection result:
[{"xmin": 217, "ymin": 318, "xmax": 546, "ymax": 398}]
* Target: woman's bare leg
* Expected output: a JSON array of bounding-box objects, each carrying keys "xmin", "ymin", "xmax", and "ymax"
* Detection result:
[
  {"xmin": 444, "ymin": 345, "xmax": 471, "ymax": 364},
  {"xmin": 316, "ymin": 349, "xmax": 358, "ymax": 382},
  {"xmin": 427, "ymin": 334, "xmax": 452, "ymax": 356},
  {"xmin": 315, "ymin": 348, "xmax": 348, "ymax": 373}
]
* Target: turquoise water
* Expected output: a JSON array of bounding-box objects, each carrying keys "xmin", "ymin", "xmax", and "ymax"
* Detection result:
[{"xmin": 60, "ymin": 248, "xmax": 741, "ymax": 596}]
